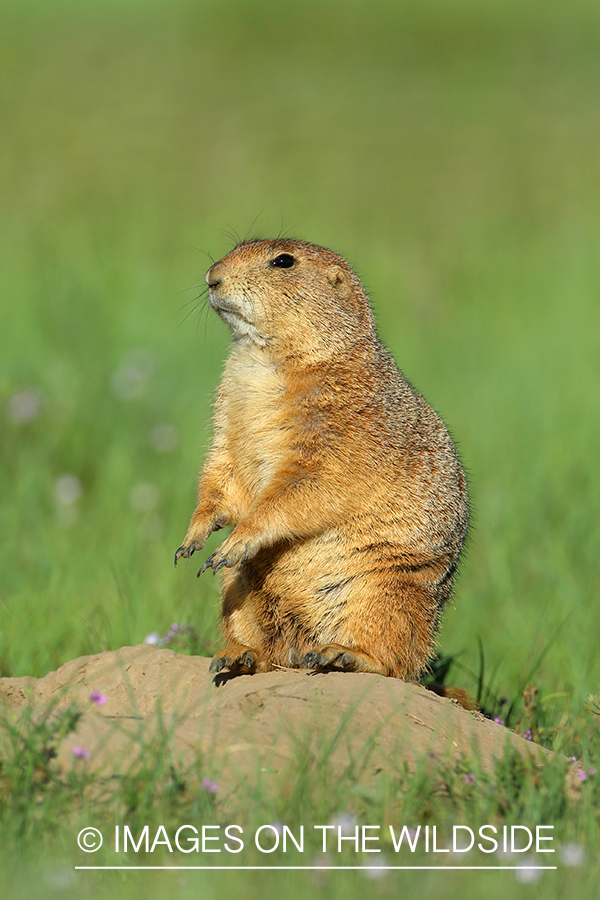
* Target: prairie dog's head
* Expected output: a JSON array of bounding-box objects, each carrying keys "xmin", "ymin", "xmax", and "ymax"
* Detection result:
[{"xmin": 205, "ymin": 239, "xmax": 376, "ymax": 359}]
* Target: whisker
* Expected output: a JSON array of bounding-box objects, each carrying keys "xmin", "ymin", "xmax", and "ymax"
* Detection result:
[
  {"xmin": 221, "ymin": 225, "xmax": 241, "ymax": 248},
  {"xmin": 202, "ymin": 300, "xmax": 211, "ymax": 344},
  {"xmin": 175, "ymin": 294, "xmax": 206, "ymax": 316},
  {"xmin": 278, "ymin": 220, "xmax": 298, "ymax": 240},
  {"xmin": 177, "ymin": 293, "xmax": 207, "ymax": 328},
  {"xmin": 242, "ymin": 208, "xmax": 269, "ymax": 244},
  {"xmin": 185, "ymin": 243, "xmax": 215, "ymax": 266}
]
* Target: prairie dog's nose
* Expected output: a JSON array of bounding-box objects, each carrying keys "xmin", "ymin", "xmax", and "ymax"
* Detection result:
[{"xmin": 205, "ymin": 262, "xmax": 224, "ymax": 288}]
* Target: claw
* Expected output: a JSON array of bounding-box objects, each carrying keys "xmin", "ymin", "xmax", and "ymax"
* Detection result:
[
  {"xmin": 240, "ymin": 651, "xmax": 255, "ymax": 669},
  {"xmin": 301, "ymin": 652, "xmax": 320, "ymax": 669},
  {"xmin": 209, "ymin": 656, "xmax": 229, "ymax": 673},
  {"xmin": 209, "ymin": 649, "xmax": 256, "ymax": 675},
  {"xmin": 175, "ymin": 544, "xmax": 197, "ymax": 566},
  {"xmin": 197, "ymin": 552, "xmax": 216, "ymax": 578}
]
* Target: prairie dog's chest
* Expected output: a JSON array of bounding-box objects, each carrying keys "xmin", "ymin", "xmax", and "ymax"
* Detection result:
[{"xmin": 221, "ymin": 345, "xmax": 288, "ymax": 492}]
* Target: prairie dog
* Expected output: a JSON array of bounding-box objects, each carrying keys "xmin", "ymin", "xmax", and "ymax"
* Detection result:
[{"xmin": 175, "ymin": 239, "xmax": 468, "ymax": 678}]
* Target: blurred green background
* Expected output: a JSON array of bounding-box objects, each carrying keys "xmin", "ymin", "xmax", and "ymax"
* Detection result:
[{"xmin": 1, "ymin": 0, "xmax": 599, "ymax": 710}]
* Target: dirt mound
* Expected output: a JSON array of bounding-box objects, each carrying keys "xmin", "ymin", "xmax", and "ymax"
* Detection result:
[{"xmin": 0, "ymin": 645, "xmax": 548, "ymax": 796}]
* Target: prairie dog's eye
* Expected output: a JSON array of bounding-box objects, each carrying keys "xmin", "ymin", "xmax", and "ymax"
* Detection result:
[{"xmin": 270, "ymin": 253, "xmax": 296, "ymax": 269}]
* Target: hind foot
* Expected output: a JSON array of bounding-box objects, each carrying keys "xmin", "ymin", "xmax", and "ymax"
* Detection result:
[
  {"xmin": 209, "ymin": 644, "xmax": 269, "ymax": 675},
  {"xmin": 300, "ymin": 643, "xmax": 387, "ymax": 675}
]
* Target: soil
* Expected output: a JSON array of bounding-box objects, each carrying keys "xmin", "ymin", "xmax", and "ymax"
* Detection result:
[{"xmin": 0, "ymin": 645, "xmax": 549, "ymax": 799}]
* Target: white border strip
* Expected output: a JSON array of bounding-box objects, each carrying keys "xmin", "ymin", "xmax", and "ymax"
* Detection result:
[{"xmin": 75, "ymin": 865, "xmax": 557, "ymax": 871}]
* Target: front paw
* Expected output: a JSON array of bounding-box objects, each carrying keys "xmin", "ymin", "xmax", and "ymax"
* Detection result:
[
  {"xmin": 197, "ymin": 534, "xmax": 255, "ymax": 577},
  {"xmin": 174, "ymin": 540, "xmax": 204, "ymax": 566}
]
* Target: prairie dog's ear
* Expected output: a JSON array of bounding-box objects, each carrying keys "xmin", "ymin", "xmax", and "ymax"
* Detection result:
[{"xmin": 327, "ymin": 266, "xmax": 349, "ymax": 291}]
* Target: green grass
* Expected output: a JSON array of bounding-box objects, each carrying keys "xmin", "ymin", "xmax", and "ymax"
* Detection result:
[
  {"xmin": 1, "ymin": 693, "xmax": 599, "ymax": 899},
  {"xmin": 1, "ymin": 0, "xmax": 599, "ymax": 895}
]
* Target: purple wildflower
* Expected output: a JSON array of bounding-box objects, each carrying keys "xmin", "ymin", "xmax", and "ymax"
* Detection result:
[
  {"xmin": 72, "ymin": 746, "xmax": 92, "ymax": 760},
  {"xmin": 90, "ymin": 690, "xmax": 107, "ymax": 706},
  {"xmin": 494, "ymin": 717, "xmax": 505, "ymax": 726},
  {"xmin": 202, "ymin": 777, "xmax": 218, "ymax": 794},
  {"xmin": 523, "ymin": 729, "xmax": 532, "ymax": 741},
  {"xmin": 463, "ymin": 773, "xmax": 476, "ymax": 785}
]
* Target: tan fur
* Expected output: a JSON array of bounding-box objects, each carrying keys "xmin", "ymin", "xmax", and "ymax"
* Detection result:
[{"xmin": 175, "ymin": 239, "xmax": 469, "ymax": 679}]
